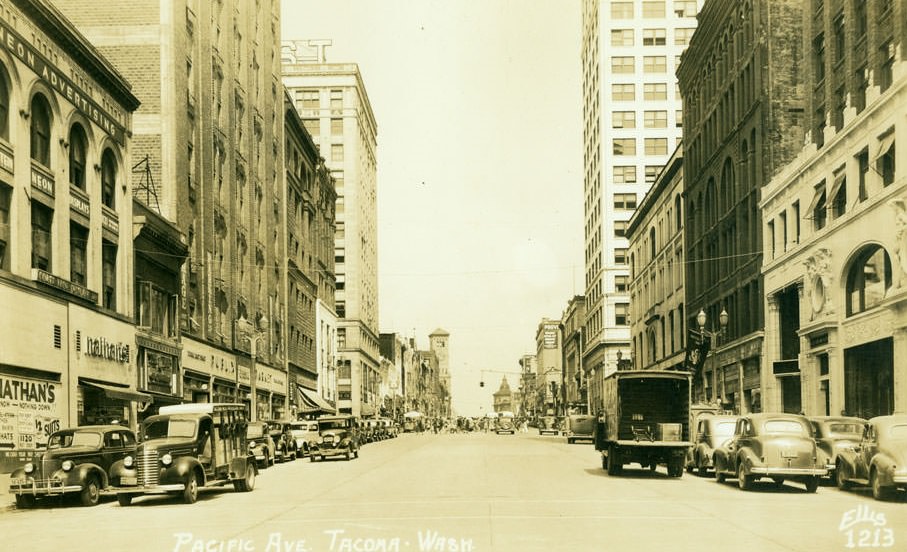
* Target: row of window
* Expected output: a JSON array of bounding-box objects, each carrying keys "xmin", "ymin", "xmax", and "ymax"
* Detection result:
[
  {"xmin": 611, "ymin": 28, "xmax": 696, "ymax": 47},
  {"xmin": 613, "ymin": 137, "xmax": 678, "ymax": 156},
  {"xmin": 611, "ymin": 1, "xmax": 698, "ymax": 19},
  {"xmin": 612, "ymin": 110, "xmax": 682, "ymax": 129},
  {"xmin": 612, "ymin": 83, "xmax": 672, "ymax": 101},
  {"xmin": 611, "ymin": 55, "xmax": 681, "ymax": 74}
]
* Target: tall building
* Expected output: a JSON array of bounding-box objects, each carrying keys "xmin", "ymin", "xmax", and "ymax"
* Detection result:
[
  {"xmin": 761, "ymin": 0, "xmax": 906, "ymax": 417},
  {"xmin": 492, "ymin": 377, "xmax": 513, "ymax": 413},
  {"xmin": 56, "ymin": 0, "xmax": 289, "ymax": 421},
  {"xmin": 560, "ymin": 296, "xmax": 587, "ymax": 413},
  {"xmin": 282, "ymin": 40, "xmax": 379, "ymax": 417},
  {"xmin": 677, "ymin": 0, "xmax": 805, "ymax": 413},
  {"xmin": 580, "ymin": 0, "xmax": 702, "ymax": 413},
  {"xmin": 429, "ymin": 328, "xmax": 451, "ymax": 417},
  {"xmin": 535, "ymin": 318, "xmax": 562, "ymax": 416},
  {"xmin": 517, "ymin": 354, "xmax": 538, "ymax": 418},
  {"xmin": 0, "ymin": 0, "xmax": 141, "ymax": 470}
]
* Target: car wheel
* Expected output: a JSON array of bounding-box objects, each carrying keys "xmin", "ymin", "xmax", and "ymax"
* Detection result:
[
  {"xmin": 698, "ymin": 465, "xmax": 709, "ymax": 478},
  {"xmin": 871, "ymin": 469, "xmax": 892, "ymax": 501},
  {"xmin": 804, "ymin": 476, "xmax": 819, "ymax": 493},
  {"xmin": 15, "ymin": 495, "xmax": 36, "ymax": 509},
  {"xmin": 606, "ymin": 445, "xmax": 622, "ymax": 476},
  {"xmin": 80, "ymin": 476, "xmax": 101, "ymax": 507},
  {"xmin": 737, "ymin": 463, "xmax": 753, "ymax": 491},
  {"xmin": 601, "ymin": 455, "xmax": 608, "ymax": 471},
  {"xmin": 836, "ymin": 463, "xmax": 852, "ymax": 490},
  {"xmin": 772, "ymin": 478, "xmax": 785, "ymax": 489},
  {"xmin": 310, "ymin": 453, "xmax": 317, "ymax": 462},
  {"xmin": 117, "ymin": 494, "xmax": 133, "ymax": 507},
  {"xmin": 182, "ymin": 472, "xmax": 199, "ymax": 504},
  {"xmin": 668, "ymin": 458, "xmax": 684, "ymax": 478},
  {"xmin": 243, "ymin": 466, "xmax": 256, "ymax": 491},
  {"xmin": 345, "ymin": 450, "xmax": 352, "ymax": 461}
]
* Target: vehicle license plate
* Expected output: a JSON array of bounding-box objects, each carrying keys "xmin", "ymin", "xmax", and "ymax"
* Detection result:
[
  {"xmin": 121, "ymin": 476, "xmax": 137, "ymax": 486},
  {"xmin": 781, "ymin": 449, "xmax": 797, "ymax": 458},
  {"xmin": 10, "ymin": 478, "xmax": 25, "ymax": 486}
]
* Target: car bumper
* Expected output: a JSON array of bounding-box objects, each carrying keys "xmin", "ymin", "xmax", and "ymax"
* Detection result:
[
  {"xmin": 893, "ymin": 473, "xmax": 907, "ymax": 484},
  {"xmin": 112, "ymin": 480, "xmax": 186, "ymax": 495},
  {"xmin": 749, "ymin": 467, "xmax": 827, "ymax": 477},
  {"xmin": 10, "ymin": 478, "xmax": 81, "ymax": 496}
]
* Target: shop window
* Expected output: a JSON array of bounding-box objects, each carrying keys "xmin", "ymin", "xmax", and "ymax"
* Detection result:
[
  {"xmin": 136, "ymin": 280, "xmax": 178, "ymax": 337},
  {"xmin": 70, "ymin": 222, "xmax": 88, "ymax": 286},
  {"xmin": 101, "ymin": 149, "xmax": 117, "ymax": 209},
  {"xmin": 846, "ymin": 245, "xmax": 892, "ymax": 316},
  {"xmin": 102, "ymin": 239, "xmax": 117, "ymax": 309},
  {"xmin": 31, "ymin": 201, "xmax": 52, "ymax": 271},
  {"xmin": 69, "ymin": 124, "xmax": 88, "ymax": 190},
  {"xmin": 30, "ymin": 94, "xmax": 52, "ymax": 166}
]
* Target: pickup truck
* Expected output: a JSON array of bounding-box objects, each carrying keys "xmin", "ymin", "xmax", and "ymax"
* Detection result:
[{"xmin": 109, "ymin": 403, "xmax": 257, "ymax": 505}]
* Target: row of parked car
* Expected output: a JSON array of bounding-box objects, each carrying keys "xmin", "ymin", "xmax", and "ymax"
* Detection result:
[
  {"xmin": 683, "ymin": 411, "xmax": 907, "ymax": 501},
  {"xmin": 7, "ymin": 404, "xmax": 400, "ymax": 508}
]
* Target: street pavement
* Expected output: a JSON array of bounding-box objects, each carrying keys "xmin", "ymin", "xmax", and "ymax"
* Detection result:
[{"xmin": 0, "ymin": 429, "xmax": 904, "ymax": 552}]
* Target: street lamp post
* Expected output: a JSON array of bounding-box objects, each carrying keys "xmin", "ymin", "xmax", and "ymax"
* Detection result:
[
  {"xmin": 687, "ymin": 308, "xmax": 729, "ymax": 402},
  {"xmin": 238, "ymin": 315, "xmax": 268, "ymax": 421}
]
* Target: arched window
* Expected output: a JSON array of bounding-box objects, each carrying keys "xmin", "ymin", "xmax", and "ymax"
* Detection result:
[
  {"xmin": 101, "ymin": 148, "xmax": 117, "ymax": 209},
  {"xmin": 706, "ymin": 178, "xmax": 717, "ymax": 228},
  {"xmin": 0, "ymin": 69, "xmax": 9, "ymax": 140},
  {"xmin": 650, "ymin": 226, "xmax": 656, "ymax": 261},
  {"xmin": 846, "ymin": 245, "xmax": 892, "ymax": 316},
  {"xmin": 30, "ymin": 94, "xmax": 52, "ymax": 166},
  {"xmin": 721, "ymin": 157, "xmax": 735, "ymax": 212},
  {"xmin": 69, "ymin": 124, "xmax": 87, "ymax": 190},
  {"xmin": 675, "ymin": 194, "xmax": 682, "ymax": 232}
]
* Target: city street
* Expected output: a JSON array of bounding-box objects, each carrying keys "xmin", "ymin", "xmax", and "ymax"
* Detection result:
[{"xmin": 0, "ymin": 430, "xmax": 904, "ymax": 552}]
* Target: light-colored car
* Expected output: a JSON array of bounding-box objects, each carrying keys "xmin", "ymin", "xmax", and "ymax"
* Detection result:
[
  {"xmin": 566, "ymin": 415, "xmax": 595, "ymax": 444},
  {"xmin": 288, "ymin": 420, "xmax": 319, "ymax": 457},
  {"xmin": 538, "ymin": 416, "xmax": 559, "ymax": 436},
  {"xmin": 687, "ymin": 415, "xmax": 739, "ymax": 477},
  {"xmin": 808, "ymin": 416, "xmax": 866, "ymax": 482},
  {"xmin": 713, "ymin": 413, "xmax": 826, "ymax": 492},
  {"xmin": 836, "ymin": 414, "xmax": 907, "ymax": 500},
  {"xmin": 310, "ymin": 415, "xmax": 360, "ymax": 461}
]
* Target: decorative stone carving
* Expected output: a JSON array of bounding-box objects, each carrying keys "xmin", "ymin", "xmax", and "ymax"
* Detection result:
[
  {"xmin": 804, "ymin": 248, "xmax": 833, "ymax": 319},
  {"xmin": 889, "ymin": 197, "xmax": 907, "ymax": 286}
]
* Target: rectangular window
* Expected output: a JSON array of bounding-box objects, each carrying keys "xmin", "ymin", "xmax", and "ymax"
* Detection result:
[
  {"xmin": 613, "ymin": 138, "xmax": 636, "ymax": 156},
  {"xmin": 614, "ymin": 249, "xmax": 628, "ymax": 265},
  {"xmin": 612, "ymin": 111, "xmax": 636, "ymax": 128},
  {"xmin": 611, "ymin": 29, "xmax": 634, "ymax": 46},
  {"xmin": 674, "ymin": 0, "xmax": 697, "ymax": 17},
  {"xmin": 768, "ymin": 220, "xmax": 775, "ymax": 257},
  {"xmin": 644, "ymin": 138, "xmax": 668, "ymax": 155},
  {"xmin": 854, "ymin": 0, "xmax": 867, "ymax": 38},
  {"xmin": 330, "ymin": 118, "xmax": 343, "ymax": 135},
  {"xmin": 615, "ymin": 275, "xmax": 629, "ymax": 293},
  {"xmin": 102, "ymin": 239, "xmax": 117, "ymax": 309},
  {"xmin": 613, "ymin": 165, "xmax": 637, "ymax": 184},
  {"xmin": 612, "ymin": 84, "xmax": 636, "ymax": 101},
  {"xmin": 300, "ymin": 90, "xmax": 319, "ymax": 109},
  {"xmin": 793, "ymin": 201, "xmax": 801, "ymax": 243},
  {"xmin": 331, "ymin": 144, "xmax": 344, "ymax": 163},
  {"xmin": 643, "ymin": 56, "xmax": 667, "ymax": 73},
  {"xmin": 833, "ymin": 13, "xmax": 845, "ymax": 63},
  {"xmin": 614, "ymin": 193, "xmax": 638, "ymax": 210},
  {"xmin": 831, "ymin": 171, "xmax": 847, "ymax": 219},
  {"xmin": 644, "ymin": 110, "xmax": 668, "ymax": 128},
  {"xmin": 813, "ymin": 33, "xmax": 825, "ymax": 82},
  {"xmin": 643, "ymin": 28, "xmax": 666, "ymax": 46},
  {"xmin": 780, "ymin": 212, "xmax": 788, "ymax": 251},
  {"xmin": 878, "ymin": 41, "xmax": 894, "ymax": 93},
  {"xmin": 611, "ymin": 2, "xmax": 634, "ymax": 19},
  {"xmin": 302, "ymin": 119, "xmax": 319, "ymax": 137},
  {"xmin": 31, "ymin": 201, "xmax": 52, "ymax": 271},
  {"xmin": 857, "ymin": 148, "xmax": 869, "ymax": 201},
  {"xmin": 642, "ymin": 1, "xmax": 665, "ymax": 18},
  {"xmin": 833, "ymin": 86, "xmax": 846, "ymax": 130},
  {"xmin": 676, "ymin": 110, "xmax": 683, "ymax": 128},
  {"xmin": 644, "ymin": 83, "xmax": 668, "ymax": 100},
  {"xmin": 854, "ymin": 66, "xmax": 868, "ymax": 114},
  {"xmin": 675, "ymin": 28, "xmax": 695, "ymax": 46},
  {"xmin": 614, "ymin": 221, "xmax": 628, "ymax": 237},
  {"xmin": 70, "ymin": 222, "xmax": 88, "ymax": 286},
  {"xmin": 611, "ymin": 56, "xmax": 635, "ymax": 74},
  {"xmin": 615, "ymin": 302, "xmax": 630, "ymax": 326},
  {"xmin": 330, "ymin": 89, "xmax": 343, "ymax": 109},
  {"xmin": 645, "ymin": 165, "xmax": 663, "ymax": 183},
  {"xmin": 811, "ymin": 182, "xmax": 827, "ymax": 231},
  {"xmin": 337, "ymin": 328, "xmax": 347, "ymax": 349},
  {"xmin": 0, "ymin": 184, "xmax": 9, "ymax": 271},
  {"xmin": 877, "ymin": 133, "xmax": 896, "ymax": 187}
]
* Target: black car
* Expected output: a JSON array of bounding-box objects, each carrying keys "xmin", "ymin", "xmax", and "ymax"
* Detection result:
[{"xmin": 9, "ymin": 425, "xmax": 136, "ymax": 508}]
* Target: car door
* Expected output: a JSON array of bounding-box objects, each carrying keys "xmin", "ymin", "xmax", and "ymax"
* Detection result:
[
  {"xmin": 101, "ymin": 431, "xmax": 125, "ymax": 472},
  {"xmin": 855, "ymin": 423, "xmax": 877, "ymax": 479}
]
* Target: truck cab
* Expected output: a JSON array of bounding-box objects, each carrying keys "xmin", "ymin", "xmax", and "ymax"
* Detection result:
[{"xmin": 109, "ymin": 403, "xmax": 257, "ymax": 505}]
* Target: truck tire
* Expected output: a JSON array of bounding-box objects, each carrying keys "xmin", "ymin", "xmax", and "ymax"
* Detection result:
[
  {"xmin": 737, "ymin": 463, "xmax": 753, "ymax": 491},
  {"xmin": 80, "ymin": 475, "xmax": 101, "ymax": 507},
  {"xmin": 606, "ymin": 445, "xmax": 622, "ymax": 475},
  {"xmin": 804, "ymin": 476, "xmax": 819, "ymax": 493},
  {"xmin": 182, "ymin": 473, "xmax": 199, "ymax": 504},
  {"xmin": 234, "ymin": 466, "xmax": 256, "ymax": 492},
  {"xmin": 15, "ymin": 495, "xmax": 36, "ymax": 509},
  {"xmin": 668, "ymin": 457, "xmax": 683, "ymax": 478},
  {"xmin": 836, "ymin": 462, "xmax": 852, "ymax": 490},
  {"xmin": 117, "ymin": 494, "xmax": 133, "ymax": 507}
]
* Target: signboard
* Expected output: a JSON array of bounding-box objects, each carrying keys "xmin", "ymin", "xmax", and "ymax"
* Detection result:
[
  {"xmin": 0, "ymin": 375, "xmax": 62, "ymax": 452},
  {"xmin": 543, "ymin": 325, "xmax": 558, "ymax": 349}
]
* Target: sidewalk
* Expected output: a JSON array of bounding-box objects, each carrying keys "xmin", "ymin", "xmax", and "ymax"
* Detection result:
[{"xmin": 0, "ymin": 472, "xmax": 14, "ymax": 511}]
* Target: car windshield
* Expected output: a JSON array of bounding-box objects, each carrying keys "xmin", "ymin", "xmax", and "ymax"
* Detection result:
[
  {"xmin": 47, "ymin": 432, "xmax": 101, "ymax": 449},
  {"xmin": 888, "ymin": 424, "xmax": 907, "ymax": 440},
  {"xmin": 288, "ymin": 430, "xmax": 308, "ymax": 438},
  {"xmin": 143, "ymin": 419, "xmax": 197, "ymax": 440},
  {"xmin": 714, "ymin": 422, "xmax": 736, "ymax": 436},
  {"xmin": 319, "ymin": 420, "xmax": 349, "ymax": 431},
  {"xmin": 763, "ymin": 420, "xmax": 808, "ymax": 436},
  {"xmin": 247, "ymin": 423, "xmax": 266, "ymax": 438},
  {"xmin": 828, "ymin": 423, "xmax": 863, "ymax": 437}
]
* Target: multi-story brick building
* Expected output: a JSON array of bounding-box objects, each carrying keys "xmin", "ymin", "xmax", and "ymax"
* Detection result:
[
  {"xmin": 560, "ymin": 296, "xmax": 587, "ymax": 414},
  {"xmin": 580, "ymin": 0, "xmax": 702, "ymax": 413},
  {"xmin": 677, "ymin": 0, "xmax": 805, "ymax": 412},
  {"xmin": 0, "ymin": 0, "xmax": 141, "ymax": 470},
  {"xmin": 627, "ymin": 145, "xmax": 685, "ymax": 372},
  {"xmin": 535, "ymin": 318, "xmax": 562, "ymax": 416},
  {"xmin": 56, "ymin": 0, "xmax": 289, "ymax": 421},
  {"xmin": 761, "ymin": 0, "xmax": 907, "ymax": 417},
  {"xmin": 282, "ymin": 40, "xmax": 379, "ymax": 418}
]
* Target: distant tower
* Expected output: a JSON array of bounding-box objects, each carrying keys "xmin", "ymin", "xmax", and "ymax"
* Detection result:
[{"xmin": 429, "ymin": 328, "xmax": 451, "ymax": 416}]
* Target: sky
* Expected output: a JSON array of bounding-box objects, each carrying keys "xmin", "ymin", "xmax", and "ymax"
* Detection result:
[{"xmin": 281, "ymin": 1, "xmax": 584, "ymax": 416}]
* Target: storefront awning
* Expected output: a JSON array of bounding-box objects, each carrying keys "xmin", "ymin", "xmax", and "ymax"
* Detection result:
[
  {"xmin": 360, "ymin": 403, "xmax": 376, "ymax": 417},
  {"xmin": 297, "ymin": 386, "xmax": 335, "ymax": 414},
  {"xmin": 81, "ymin": 380, "xmax": 153, "ymax": 403}
]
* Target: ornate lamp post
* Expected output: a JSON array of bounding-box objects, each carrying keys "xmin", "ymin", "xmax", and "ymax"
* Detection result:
[{"xmin": 688, "ymin": 308, "xmax": 728, "ymax": 402}]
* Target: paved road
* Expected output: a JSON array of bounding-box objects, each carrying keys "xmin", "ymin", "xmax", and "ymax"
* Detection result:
[{"xmin": 0, "ymin": 430, "xmax": 904, "ymax": 552}]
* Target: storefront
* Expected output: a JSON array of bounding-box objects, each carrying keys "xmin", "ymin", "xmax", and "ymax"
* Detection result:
[
  {"xmin": 843, "ymin": 337, "xmax": 894, "ymax": 419},
  {"xmin": 181, "ymin": 338, "xmax": 239, "ymax": 405},
  {"xmin": 256, "ymin": 364, "xmax": 287, "ymax": 421},
  {"xmin": 136, "ymin": 335, "xmax": 181, "ymax": 418}
]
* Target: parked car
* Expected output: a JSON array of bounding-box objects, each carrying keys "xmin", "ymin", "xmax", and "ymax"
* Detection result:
[
  {"xmin": 836, "ymin": 414, "xmax": 907, "ymax": 500},
  {"xmin": 686, "ymin": 415, "xmax": 739, "ymax": 476},
  {"xmin": 713, "ymin": 413, "xmax": 826, "ymax": 492},
  {"xmin": 495, "ymin": 417, "xmax": 516, "ymax": 435},
  {"xmin": 808, "ymin": 416, "xmax": 866, "ymax": 482},
  {"xmin": 538, "ymin": 416, "xmax": 559, "ymax": 436},
  {"xmin": 566, "ymin": 415, "xmax": 595, "ymax": 444},
  {"xmin": 266, "ymin": 421, "xmax": 298, "ymax": 462},
  {"xmin": 288, "ymin": 420, "xmax": 319, "ymax": 457},
  {"xmin": 310, "ymin": 415, "xmax": 360, "ymax": 461},
  {"xmin": 246, "ymin": 421, "xmax": 275, "ymax": 468},
  {"xmin": 9, "ymin": 425, "xmax": 136, "ymax": 508}
]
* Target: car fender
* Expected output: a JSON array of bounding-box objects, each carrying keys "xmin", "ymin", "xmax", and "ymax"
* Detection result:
[
  {"xmin": 10, "ymin": 467, "xmax": 26, "ymax": 480},
  {"xmin": 713, "ymin": 448, "xmax": 730, "ymax": 473},
  {"xmin": 736, "ymin": 449, "xmax": 757, "ymax": 473},
  {"xmin": 74, "ymin": 463, "xmax": 109, "ymax": 489},
  {"xmin": 871, "ymin": 454, "xmax": 897, "ymax": 487},
  {"xmin": 230, "ymin": 455, "xmax": 255, "ymax": 479},
  {"xmin": 163, "ymin": 456, "xmax": 204, "ymax": 486},
  {"xmin": 835, "ymin": 448, "xmax": 860, "ymax": 478}
]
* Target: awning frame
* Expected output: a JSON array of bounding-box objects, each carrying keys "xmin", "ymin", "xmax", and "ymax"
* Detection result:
[{"xmin": 80, "ymin": 380, "xmax": 153, "ymax": 403}]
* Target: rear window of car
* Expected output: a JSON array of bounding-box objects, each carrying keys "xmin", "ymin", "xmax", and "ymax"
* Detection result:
[
  {"xmin": 828, "ymin": 423, "xmax": 863, "ymax": 436},
  {"xmin": 889, "ymin": 425, "xmax": 907, "ymax": 439},
  {"xmin": 714, "ymin": 422, "xmax": 736, "ymax": 436},
  {"xmin": 763, "ymin": 420, "xmax": 808, "ymax": 435}
]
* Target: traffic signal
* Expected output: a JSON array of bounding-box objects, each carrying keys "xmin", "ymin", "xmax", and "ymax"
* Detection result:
[{"xmin": 479, "ymin": 381, "xmax": 485, "ymax": 387}]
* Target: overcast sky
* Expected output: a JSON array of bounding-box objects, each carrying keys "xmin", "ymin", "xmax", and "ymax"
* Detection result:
[{"xmin": 281, "ymin": 0, "xmax": 584, "ymax": 416}]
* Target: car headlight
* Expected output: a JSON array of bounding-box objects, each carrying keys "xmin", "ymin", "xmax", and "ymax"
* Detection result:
[
  {"xmin": 161, "ymin": 453, "xmax": 173, "ymax": 466},
  {"xmin": 24, "ymin": 463, "xmax": 34, "ymax": 474},
  {"xmin": 62, "ymin": 460, "xmax": 74, "ymax": 472},
  {"xmin": 123, "ymin": 455, "xmax": 134, "ymax": 468},
  {"xmin": 249, "ymin": 442, "xmax": 257, "ymax": 448}
]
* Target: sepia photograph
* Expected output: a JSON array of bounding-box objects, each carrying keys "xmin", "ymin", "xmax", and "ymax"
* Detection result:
[{"xmin": 0, "ymin": 0, "xmax": 905, "ymax": 550}]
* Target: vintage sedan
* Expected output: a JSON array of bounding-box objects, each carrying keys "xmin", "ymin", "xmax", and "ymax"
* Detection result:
[
  {"xmin": 565, "ymin": 415, "xmax": 595, "ymax": 444},
  {"xmin": 287, "ymin": 420, "xmax": 319, "ymax": 457},
  {"xmin": 9, "ymin": 425, "xmax": 136, "ymax": 508},
  {"xmin": 713, "ymin": 413, "xmax": 826, "ymax": 492},
  {"xmin": 246, "ymin": 422, "xmax": 275, "ymax": 468},
  {"xmin": 266, "ymin": 421, "xmax": 298, "ymax": 462},
  {"xmin": 310, "ymin": 415, "xmax": 360, "ymax": 461},
  {"xmin": 808, "ymin": 416, "xmax": 866, "ymax": 482},
  {"xmin": 836, "ymin": 414, "xmax": 907, "ymax": 500},
  {"xmin": 686, "ymin": 415, "xmax": 739, "ymax": 476},
  {"xmin": 537, "ymin": 416, "xmax": 559, "ymax": 436}
]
